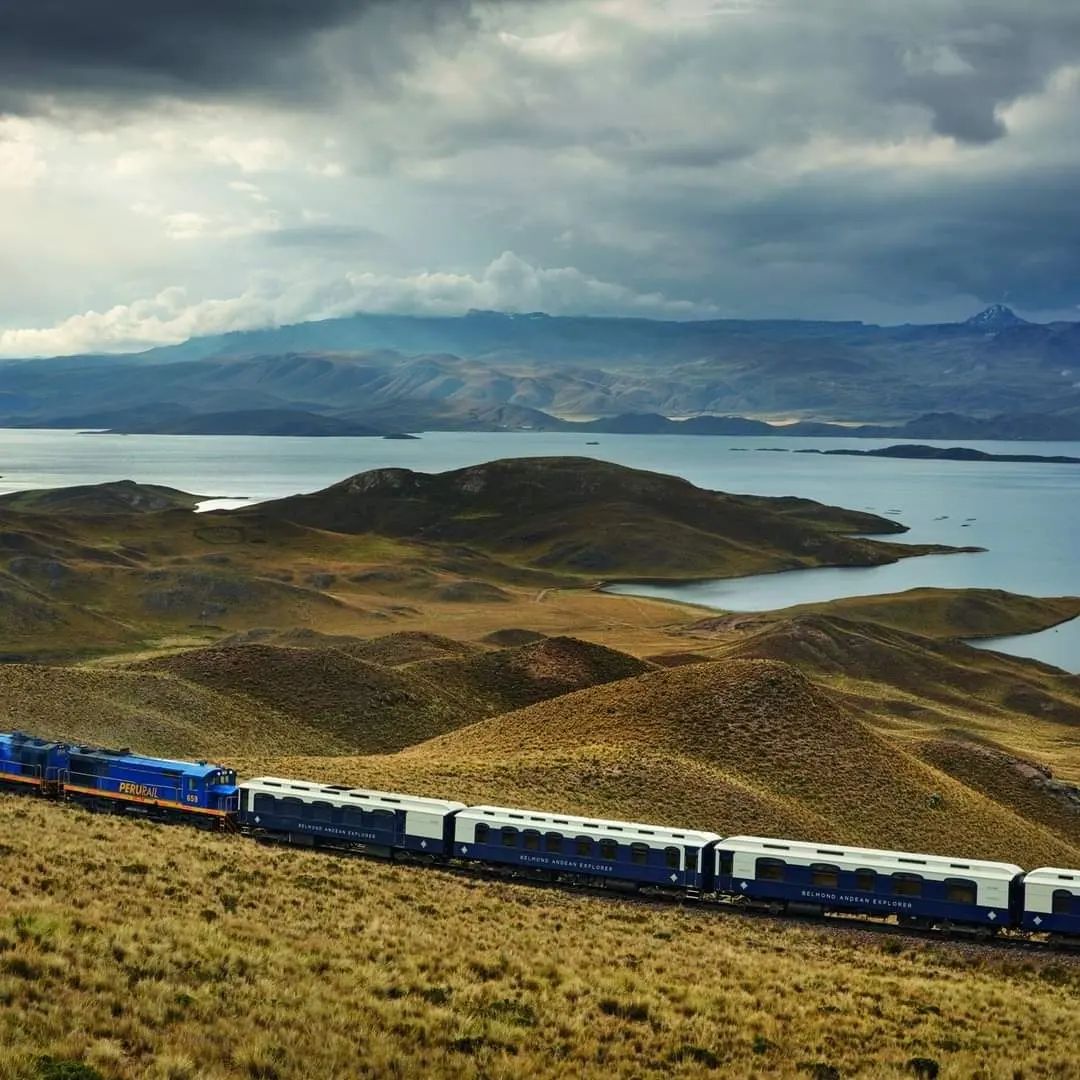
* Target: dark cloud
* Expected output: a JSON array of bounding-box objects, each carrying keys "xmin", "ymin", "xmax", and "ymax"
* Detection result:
[
  {"xmin": 4, "ymin": 0, "xmax": 1080, "ymax": 335},
  {"xmin": 864, "ymin": 12, "xmax": 1080, "ymax": 145},
  {"xmin": 0, "ymin": 0, "xmax": 470, "ymax": 114}
]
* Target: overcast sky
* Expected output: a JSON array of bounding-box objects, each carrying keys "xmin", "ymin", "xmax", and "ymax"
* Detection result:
[{"xmin": 2, "ymin": 0, "xmax": 1079, "ymax": 356}]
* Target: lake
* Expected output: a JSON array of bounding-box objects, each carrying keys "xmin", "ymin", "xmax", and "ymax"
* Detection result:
[{"xmin": 0, "ymin": 428, "xmax": 1077, "ymax": 670}]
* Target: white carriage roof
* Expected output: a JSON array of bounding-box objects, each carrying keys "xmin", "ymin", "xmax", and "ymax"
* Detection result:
[
  {"xmin": 460, "ymin": 804, "xmax": 720, "ymax": 844},
  {"xmin": 1023, "ymin": 867, "xmax": 1080, "ymax": 885},
  {"xmin": 719, "ymin": 836, "xmax": 1024, "ymax": 877},
  {"xmin": 240, "ymin": 776, "xmax": 465, "ymax": 813}
]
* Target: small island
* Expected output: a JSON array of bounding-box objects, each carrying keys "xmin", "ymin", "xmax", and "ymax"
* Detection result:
[{"xmin": 794, "ymin": 444, "xmax": 1080, "ymax": 464}]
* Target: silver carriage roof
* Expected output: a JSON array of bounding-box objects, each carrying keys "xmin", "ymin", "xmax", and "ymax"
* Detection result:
[
  {"xmin": 460, "ymin": 804, "xmax": 721, "ymax": 845},
  {"xmin": 240, "ymin": 776, "xmax": 465, "ymax": 814},
  {"xmin": 719, "ymin": 836, "xmax": 1024, "ymax": 878},
  {"xmin": 1023, "ymin": 867, "xmax": 1080, "ymax": 886}
]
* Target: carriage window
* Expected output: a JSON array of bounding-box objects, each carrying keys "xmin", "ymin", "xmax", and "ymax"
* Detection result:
[
  {"xmin": 630, "ymin": 843, "xmax": 650, "ymax": 866},
  {"xmin": 545, "ymin": 832, "xmax": 562, "ymax": 853},
  {"xmin": 664, "ymin": 847, "xmax": 681, "ymax": 870},
  {"xmin": 523, "ymin": 830, "xmax": 540, "ymax": 851},
  {"xmin": 575, "ymin": 837, "xmax": 592, "ymax": 856},
  {"xmin": 599, "ymin": 839, "xmax": 618, "ymax": 861},
  {"xmin": 1052, "ymin": 889, "xmax": 1073, "ymax": 915},
  {"xmin": 501, "ymin": 827, "xmax": 517, "ymax": 848},
  {"xmin": 811, "ymin": 864, "xmax": 840, "ymax": 889},
  {"xmin": 253, "ymin": 793, "xmax": 276, "ymax": 814},
  {"xmin": 892, "ymin": 873, "xmax": 923, "ymax": 897},
  {"xmin": 310, "ymin": 801, "xmax": 334, "ymax": 823},
  {"xmin": 756, "ymin": 858, "xmax": 785, "ymax": 882},
  {"xmin": 855, "ymin": 870, "xmax": 877, "ymax": 892},
  {"xmin": 370, "ymin": 808, "xmax": 395, "ymax": 822},
  {"xmin": 475, "ymin": 822, "xmax": 489, "ymax": 844},
  {"xmin": 281, "ymin": 797, "xmax": 304, "ymax": 817},
  {"xmin": 717, "ymin": 851, "xmax": 734, "ymax": 876},
  {"xmin": 945, "ymin": 879, "xmax": 977, "ymax": 905},
  {"xmin": 342, "ymin": 807, "xmax": 365, "ymax": 828}
]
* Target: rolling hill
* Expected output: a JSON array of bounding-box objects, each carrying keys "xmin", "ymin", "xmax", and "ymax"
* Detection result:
[
  {"xmin": 404, "ymin": 636, "xmax": 653, "ymax": 717},
  {"xmin": 127, "ymin": 644, "xmax": 472, "ymax": 754},
  {"xmin": 240, "ymin": 457, "xmax": 968, "ymax": 580},
  {"xmin": 759, "ymin": 588, "xmax": 1080, "ymax": 640},
  {"xmin": 704, "ymin": 613, "xmax": 1080, "ymax": 777}
]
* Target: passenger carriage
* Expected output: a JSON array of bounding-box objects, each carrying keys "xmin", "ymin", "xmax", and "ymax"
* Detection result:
[
  {"xmin": 1020, "ymin": 868, "xmax": 1080, "ymax": 936},
  {"xmin": 237, "ymin": 777, "xmax": 464, "ymax": 857},
  {"xmin": 0, "ymin": 732, "xmax": 67, "ymax": 795},
  {"xmin": 453, "ymin": 805, "xmax": 721, "ymax": 891},
  {"xmin": 62, "ymin": 745, "xmax": 238, "ymax": 825},
  {"xmin": 713, "ymin": 836, "xmax": 1023, "ymax": 930}
]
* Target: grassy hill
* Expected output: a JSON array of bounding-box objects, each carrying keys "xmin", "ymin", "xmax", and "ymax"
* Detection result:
[
  {"xmin": 240, "ymin": 457, "xmax": 970, "ymax": 580},
  {"xmin": 706, "ymin": 614, "xmax": 1080, "ymax": 777},
  {"xmin": 0, "ymin": 663, "xmax": 288, "ymax": 759},
  {"xmin": 219, "ymin": 627, "xmax": 481, "ymax": 666},
  {"xmin": 766, "ymin": 588, "xmax": 1080, "ymax": 640},
  {"xmin": 403, "ymin": 636, "xmax": 653, "ymax": 718},
  {"xmin": 120, "ymin": 637, "xmax": 655, "ymax": 754},
  {"xmin": 127, "ymin": 644, "xmax": 473, "ymax": 754},
  {"xmin": 0, "ymin": 480, "xmax": 206, "ymax": 515}
]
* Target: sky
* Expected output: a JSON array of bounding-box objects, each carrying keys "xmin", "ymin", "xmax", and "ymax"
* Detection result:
[{"xmin": 1, "ymin": 0, "xmax": 1079, "ymax": 357}]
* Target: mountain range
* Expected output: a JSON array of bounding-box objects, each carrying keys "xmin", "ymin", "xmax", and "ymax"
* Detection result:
[{"xmin": 1, "ymin": 304, "xmax": 1078, "ymax": 437}]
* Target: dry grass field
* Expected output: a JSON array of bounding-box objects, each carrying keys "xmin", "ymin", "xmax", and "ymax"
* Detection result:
[{"xmin": 0, "ymin": 796, "xmax": 1077, "ymax": 1080}]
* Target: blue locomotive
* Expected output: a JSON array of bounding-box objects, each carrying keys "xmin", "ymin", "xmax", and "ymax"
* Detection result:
[
  {"xmin": 0, "ymin": 732, "xmax": 237, "ymax": 825},
  {"xmin": 62, "ymin": 745, "xmax": 238, "ymax": 824},
  {"xmin": 0, "ymin": 732, "xmax": 67, "ymax": 794}
]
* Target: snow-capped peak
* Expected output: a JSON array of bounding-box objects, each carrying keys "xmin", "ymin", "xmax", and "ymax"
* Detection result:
[{"xmin": 964, "ymin": 304, "xmax": 1028, "ymax": 329}]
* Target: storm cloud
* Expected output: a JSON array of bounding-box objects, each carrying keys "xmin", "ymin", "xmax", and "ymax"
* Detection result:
[
  {"xmin": 0, "ymin": 0, "xmax": 474, "ymax": 113},
  {"xmin": 2, "ymin": 0, "xmax": 1080, "ymax": 356}
]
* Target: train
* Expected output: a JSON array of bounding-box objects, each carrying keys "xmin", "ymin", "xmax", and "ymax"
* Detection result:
[{"xmin": 3, "ymin": 729, "xmax": 1078, "ymax": 940}]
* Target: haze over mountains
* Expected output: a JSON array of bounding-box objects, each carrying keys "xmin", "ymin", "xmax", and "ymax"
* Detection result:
[{"xmin": 2, "ymin": 305, "xmax": 1079, "ymax": 438}]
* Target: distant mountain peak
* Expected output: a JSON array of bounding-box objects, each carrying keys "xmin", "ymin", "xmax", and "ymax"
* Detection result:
[{"xmin": 965, "ymin": 304, "xmax": 1028, "ymax": 329}]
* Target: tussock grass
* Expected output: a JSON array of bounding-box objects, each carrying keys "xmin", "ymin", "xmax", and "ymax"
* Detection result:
[
  {"xmin": 403, "ymin": 636, "xmax": 653, "ymax": 717},
  {"xmin": 127, "ymin": 644, "xmax": 474, "ymax": 754},
  {"xmin": 0, "ymin": 796, "xmax": 1076, "ymax": 1079},
  {"xmin": 705, "ymin": 615, "xmax": 1080, "ymax": 778}
]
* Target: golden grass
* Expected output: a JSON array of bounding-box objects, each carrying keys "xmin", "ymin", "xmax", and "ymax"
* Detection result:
[
  {"xmin": 701, "ymin": 615, "xmax": 1080, "ymax": 779},
  {"xmin": 767, "ymin": 589, "xmax": 1080, "ymax": 640},
  {"xmin": 402, "ymin": 636, "xmax": 653, "ymax": 718},
  {"xmin": 0, "ymin": 796, "xmax": 1077, "ymax": 1080},
  {"xmin": 126, "ymin": 644, "xmax": 476, "ymax": 755}
]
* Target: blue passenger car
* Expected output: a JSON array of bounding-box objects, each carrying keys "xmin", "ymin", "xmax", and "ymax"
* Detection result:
[
  {"xmin": 0, "ymin": 732, "xmax": 67, "ymax": 794},
  {"xmin": 1020, "ymin": 868, "xmax": 1080, "ymax": 936},
  {"xmin": 62, "ymin": 745, "xmax": 238, "ymax": 825},
  {"xmin": 714, "ymin": 836, "xmax": 1023, "ymax": 929},
  {"xmin": 238, "ymin": 777, "xmax": 464, "ymax": 856},
  {"xmin": 454, "ymin": 805, "xmax": 721, "ymax": 891}
]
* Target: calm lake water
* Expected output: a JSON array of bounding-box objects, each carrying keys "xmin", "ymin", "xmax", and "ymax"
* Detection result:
[{"xmin": 0, "ymin": 428, "xmax": 1077, "ymax": 671}]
